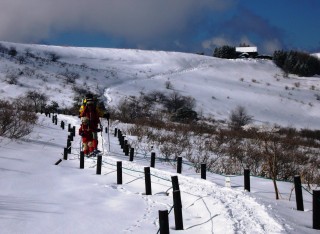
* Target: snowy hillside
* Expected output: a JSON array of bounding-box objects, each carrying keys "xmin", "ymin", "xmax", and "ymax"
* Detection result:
[
  {"xmin": 0, "ymin": 114, "xmax": 317, "ymax": 234},
  {"xmin": 1, "ymin": 41, "xmax": 320, "ymax": 233},
  {"xmin": 0, "ymin": 41, "xmax": 319, "ymax": 129}
]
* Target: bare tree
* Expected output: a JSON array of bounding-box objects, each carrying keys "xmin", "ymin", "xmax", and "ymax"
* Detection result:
[
  {"xmin": 26, "ymin": 90, "xmax": 49, "ymax": 112},
  {"xmin": 228, "ymin": 106, "xmax": 253, "ymax": 130}
]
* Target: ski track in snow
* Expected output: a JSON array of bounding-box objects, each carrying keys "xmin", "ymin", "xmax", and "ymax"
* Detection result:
[
  {"xmin": 90, "ymin": 151, "xmax": 284, "ymax": 234},
  {"xmin": 90, "ymin": 129, "xmax": 285, "ymax": 234}
]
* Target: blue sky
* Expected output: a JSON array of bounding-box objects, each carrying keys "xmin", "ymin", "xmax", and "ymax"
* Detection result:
[{"xmin": 0, "ymin": 0, "xmax": 319, "ymax": 55}]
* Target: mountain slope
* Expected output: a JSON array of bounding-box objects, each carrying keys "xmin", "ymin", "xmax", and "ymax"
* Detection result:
[{"xmin": 0, "ymin": 41, "xmax": 319, "ymax": 129}]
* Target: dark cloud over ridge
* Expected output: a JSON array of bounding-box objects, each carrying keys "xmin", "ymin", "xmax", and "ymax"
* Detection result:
[{"xmin": 0, "ymin": 0, "xmax": 234, "ymax": 43}]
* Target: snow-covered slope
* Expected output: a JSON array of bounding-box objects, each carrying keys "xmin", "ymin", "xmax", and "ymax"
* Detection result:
[
  {"xmin": 0, "ymin": 41, "xmax": 319, "ymax": 129},
  {"xmin": 0, "ymin": 41, "xmax": 319, "ymax": 233},
  {"xmin": 0, "ymin": 114, "xmax": 316, "ymax": 233}
]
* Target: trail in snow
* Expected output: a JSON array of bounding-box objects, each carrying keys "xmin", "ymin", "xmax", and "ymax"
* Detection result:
[{"xmin": 90, "ymin": 127, "xmax": 285, "ymax": 234}]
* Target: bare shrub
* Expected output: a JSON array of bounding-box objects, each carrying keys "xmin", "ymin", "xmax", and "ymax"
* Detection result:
[
  {"xmin": 0, "ymin": 98, "xmax": 38, "ymax": 139},
  {"xmin": 117, "ymin": 96, "xmax": 153, "ymax": 122},
  {"xmin": 8, "ymin": 47, "xmax": 17, "ymax": 57},
  {"xmin": 163, "ymin": 91, "xmax": 195, "ymax": 113},
  {"xmin": 60, "ymin": 69, "xmax": 80, "ymax": 84},
  {"xmin": 5, "ymin": 73, "xmax": 19, "ymax": 85},
  {"xmin": 228, "ymin": 105, "xmax": 253, "ymax": 130},
  {"xmin": 22, "ymin": 67, "xmax": 36, "ymax": 77},
  {"xmin": 47, "ymin": 52, "xmax": 60, "ymax": 62},
  {"xmin": 25, "ymin": 90, "xmax": 49, "ymax": 112}
]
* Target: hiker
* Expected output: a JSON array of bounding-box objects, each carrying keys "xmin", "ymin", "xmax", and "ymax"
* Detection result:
[
  {"xmin": 78, "ymin": 117, "xmax": 94, "ymax": 156},
  {"xmin": 79, "ymin": 94, "xmax": 102, "ymax": 152}
]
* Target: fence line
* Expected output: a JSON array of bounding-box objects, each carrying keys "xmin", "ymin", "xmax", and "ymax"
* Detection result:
[{"xmin": 49, "ymin": 114, "xmax": 320, "ymax": 231}]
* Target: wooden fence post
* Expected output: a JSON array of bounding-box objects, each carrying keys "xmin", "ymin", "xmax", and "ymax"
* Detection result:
[
  {"xmin": 63, "ymin": 147, "xmax": 68, "ymax": 160},
  {"xmin": 173, "ymin": 190, "xmax": 183, "ymax": 230},
  {"xmin": 159, "ymin": 210, "xmax": 169, "ymax": 234},
  {"xmin": 201, "ymin": 163, "xmax": 206, "ymax": 180},
  {"xmin": 117, "ymin": 161, "xmax": 122, "ymax": 184},
  {"xmin": 80, "ymin": 151, "xmax": 84, "ymax": 169},
  {"xmin": 313, "ymin": 190, "xmax": 320, "ymax": 230},
  {"xmin": 125, "ymin": 143, "xmax": 129, "ymax": 156},
  {"xmin": 96, "ymin": 155, "xmax": 102, "ymax": 175},
  {"xmin": 67, "ymin": 139, "xmax": 71, "ymax": 154},
  {"xmin": 151, "ymin": 152, "xmax": 156, "ymax": 168},
  {"xmin": 117, "ymin": 130, "xmax": 121, "ymax": 142},
  {"xmin": 123, "ymin": 140, "xmax": 127, "ymax": 153},
  {"xmin": 55, "ymin": 159, "xmax": 62, "ymax": 165},
  {"xmin": 114, "ymin": 128, "xmax": 117, "ymax": 137},
  {"xmin": 61, "ymin": 121, "xmax": 65, "ymax": 130},
  {"xmin": 144, "ymin": 167, "xmax": 152, "ymax": 195},
  {"xmin": 129, "ymin": 148, "xmax": 134, "ymax": 161},
  {"xmin": 68, "ymin": 133, "xmax": 73, "ymax": 142},
  {"xmin": 72, "ymin": 126, "xmax": 76, "ymax": 137},
  {"xmin": 244, "ymin": 168, "xmax": 250, "ymax": 192},
  {"xmin": 294, "ymin": 175, "xmax": 304, "ymax": 211},
  {"xmin": 177, "ymin": 157, "xmax": 182, "ymax": 174},
  {"xmin": 171, "ymin": 176, "xmax": 180, "ymax": 192}
]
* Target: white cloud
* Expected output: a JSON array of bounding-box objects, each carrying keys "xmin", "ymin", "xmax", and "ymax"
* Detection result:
[
  {"xmin": 262, "ymin": 39, "xmax": 282, "ymax": 54},
  {"xmin": 0, "ymin": 0, "xmax": 235, "ymax": 43},
  {"xmin": 239, "ymin": 36, "xmax": 256, "ymax": 47},
  {"xmin": 202, "ymin": 35, "xmax": 234, "ymax": 49}
]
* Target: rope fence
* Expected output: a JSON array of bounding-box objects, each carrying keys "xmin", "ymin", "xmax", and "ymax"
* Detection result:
[{"xmin": 48, "ymin": 114, "xmax": 320, "ymax": 231}]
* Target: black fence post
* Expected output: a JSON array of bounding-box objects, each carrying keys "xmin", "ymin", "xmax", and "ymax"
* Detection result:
[
  {"xmin": 61, "ymin": 121, "xmax": 65, "ymax": 130},
  {"xmin": 105, "ymin": 127, "xmax": 108, "ymax": 133},
  {"xmin": 96, "ymin": 155, "xmax": 102, "ymax": 175},
  {"xmin": 114, "ymin": 128, "xmax": 117, "ymax": 137},
  {"xmin": 123, "ymin": 140, "xmax": 127, "ymax": 153},
  {"xmin": 129, "ymin": 148, "xmax": 134, "ymax": 161},
  {"xmin": 144, "ymin": 167, "xmax": 152, "ymax": 195},
  {"xmin": 54, "ymin": 116, "xmax": 58, "ymax": 125},
  {"xmin": 177, "ymin": 157, "xmax": 182, "ymax": 174},
  {"xmin": 63, "ymin": 147, "xmax": 68, "ymax": 160},
  {"xmin": 72, "ymin": 126, "xmax": 76, "ymax": 137},
  {"xmin": 68, "ymin": 134, "xmax": 73, "ymax": 142},
  {"xmin": 151, "ymin": 152, "xmax": 156, "ymax": 168},
  {"xmin": 125, "ymin": 144, "xmax": 129, "ymax": 156},
  {"xmin": 55, "ymin": 159, "xmax": 62, "ymax": 165},
  {"xmin": 117, "ymin": 161, "xmax": 122, "ymax": 184},
  {"xmin": 244, "ymin": 168, "xmax": 250, "ymax": 192},
  {"xmin": 68, "ymin": 123, "xmax": 71, "ymax": 132},
  {"xmin": 117, "ymin": 130, "xmax": 121, "ymax": 141},
  {"xmin": 173, "ymin": 190, "xmax": 183, "ymax": 230},
  {"xmin": 80, "ymin": 151, "xmax": 84, "ymax": 169},
  {"xmin": 159, "ymin": 210, "xmax": 169, "ymax": 234},
  {"xmin": 201, "ymin": 163, "xmax": 206, "ymax": 180},
  {"xmin": 171, "ymin": 176, "xmax": 180, "ymax": 192},
  {"xmin": 120, "ymin": 135, "xmax": 124, "ymax": 149},
  {"xmin": 313, "ymin": 190, "xmax": 320, "ymax": 230},
  {"xmin": 67, "ymin": 139, "xmax": 71, "ymax": 154},
  {"xmin": 294, "ymin": 175, "xmax": 304, "ymax": 211}
]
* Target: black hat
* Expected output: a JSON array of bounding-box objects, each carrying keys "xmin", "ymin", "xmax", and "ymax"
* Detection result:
[{"xmin": 86, "ymin": 93, "xmax": 93, "ymax": 99}]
